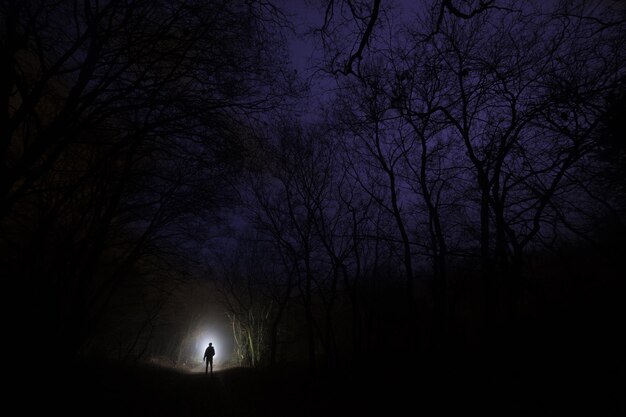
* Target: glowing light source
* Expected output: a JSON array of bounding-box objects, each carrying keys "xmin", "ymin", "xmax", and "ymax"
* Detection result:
[{"xmin": 196, "ymin": 328, "xmax": 226, "ymax": 366}]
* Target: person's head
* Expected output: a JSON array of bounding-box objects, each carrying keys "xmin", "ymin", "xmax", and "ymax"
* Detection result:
[{"xmin": 209, "ymin": 342, "xmax": 213, "ymax": 347}]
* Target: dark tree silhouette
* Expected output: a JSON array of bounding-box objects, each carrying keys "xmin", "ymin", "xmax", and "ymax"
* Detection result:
[{"xmin": 1, "ymin": 0, "xmax": 291, "ymax": 364}]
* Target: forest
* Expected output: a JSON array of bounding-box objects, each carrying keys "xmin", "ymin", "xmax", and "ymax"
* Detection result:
[{"xmin": 2, "ymin": 0, "xmax": 624, "ymax": 415}]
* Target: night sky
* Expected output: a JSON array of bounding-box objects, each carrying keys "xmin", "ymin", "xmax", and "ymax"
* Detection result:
[{"xmin": 2, "ymin": 0, "xmax": 625, "ymax": 415}]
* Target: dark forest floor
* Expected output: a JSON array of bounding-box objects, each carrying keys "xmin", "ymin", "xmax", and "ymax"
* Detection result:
[{"xmin": 32, "ymin": 346, "xmax": 624, "ymax": 417}]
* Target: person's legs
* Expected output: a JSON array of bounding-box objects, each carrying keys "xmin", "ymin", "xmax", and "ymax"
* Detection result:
[
  {"xmin": 209, "ymin": 358, "xmax": 213, "ymax": 373},
  {"xmin": 205, "ymin": 360, "xmax": 208, "ymax": 374}
]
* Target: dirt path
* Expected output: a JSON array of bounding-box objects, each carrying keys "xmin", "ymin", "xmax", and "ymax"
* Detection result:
[{"xmin": 39, "ymin": 358, "xmax": 623, "ymax": 417}]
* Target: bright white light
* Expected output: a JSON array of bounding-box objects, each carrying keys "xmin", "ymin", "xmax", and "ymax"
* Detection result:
[{"xmin": 196, "ymin": 329, "xmax": 225, "ymax": 365}]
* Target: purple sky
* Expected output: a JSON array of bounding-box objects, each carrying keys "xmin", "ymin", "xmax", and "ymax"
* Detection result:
[{"xmin": 281, "ymin": 0, "xmax": 424, "ymax": 75}]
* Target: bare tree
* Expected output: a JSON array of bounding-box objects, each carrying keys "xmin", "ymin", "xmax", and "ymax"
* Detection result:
[{"xmin": 213, "ymin": 240, "xmax": 275, "ymax": 367}]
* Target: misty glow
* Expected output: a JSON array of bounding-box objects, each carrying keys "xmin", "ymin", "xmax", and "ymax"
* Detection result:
[{"xmin": 196, "ymin": 329, "xmax": 225, "ymax": 364}]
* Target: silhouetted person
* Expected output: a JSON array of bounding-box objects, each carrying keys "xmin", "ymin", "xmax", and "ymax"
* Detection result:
[{"xmin": 203, "ymin": 342, "xmax": 215, "ymax": 374}]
